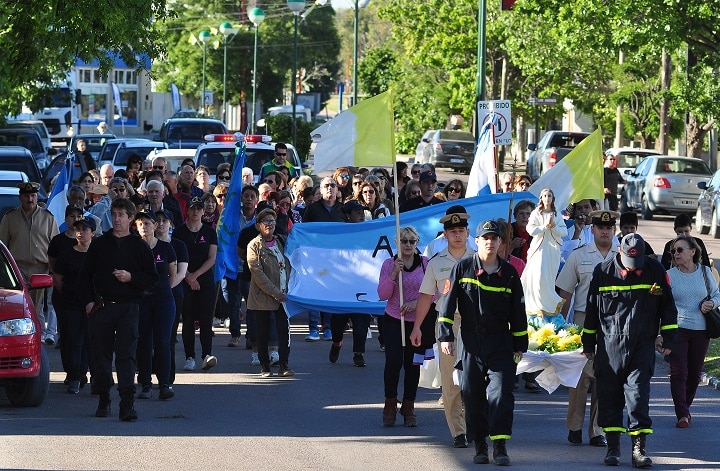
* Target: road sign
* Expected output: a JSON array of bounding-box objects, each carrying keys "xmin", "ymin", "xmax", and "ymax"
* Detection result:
[
  {"xmin": 477, "ymin": 100, "xmax": 512, "ymax": 145},
  {"xmin": 528, "ymin": 97, "xmax": 557, "ymax": 105},
  {"xmin": 204, "ymin": 90, "xmax": 214, "ymax": 104}
]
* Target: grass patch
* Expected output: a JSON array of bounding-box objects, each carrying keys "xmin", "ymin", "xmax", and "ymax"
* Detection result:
[{"xmin": 704, "ymin": 338, "xmax": 720, "ymax": 378}]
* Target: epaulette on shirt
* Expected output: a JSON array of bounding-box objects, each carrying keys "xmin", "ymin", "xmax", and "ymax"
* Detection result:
[{"xmin": 573, "ymin": 243, "xmax": 587, "ymax": 251}]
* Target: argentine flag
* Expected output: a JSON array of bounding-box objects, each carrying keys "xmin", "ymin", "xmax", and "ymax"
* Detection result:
[
  {"xmin": 46, "ymin": 153, "xmax": 72, "ymax": 227},
  {"xmin": 466, "ymin": 115, "xmax": 499, "ymax": 197}
]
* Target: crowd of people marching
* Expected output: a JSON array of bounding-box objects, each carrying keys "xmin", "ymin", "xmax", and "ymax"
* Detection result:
[{"xmin": 0, "ymin": 146, "xmax": 715, "ymax": 467}]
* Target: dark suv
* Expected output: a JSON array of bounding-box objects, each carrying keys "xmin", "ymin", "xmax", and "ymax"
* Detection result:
[
  {"xmin": 0, "ymin": 147, "xmax": 47, "ymax": 202},
  {"xmin": 155, "ymin": 118, "xmax": 228, "ymax": 149},
  {"xmin": 421, "ymin": 130, "xmax": 476, "ymax": 171},
  {"xmin": 0, "ymin": 129, "xmax": 56, "ymax": 175}
]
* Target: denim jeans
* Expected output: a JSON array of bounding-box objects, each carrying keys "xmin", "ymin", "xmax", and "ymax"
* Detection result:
[
  {"xmin": 222, "ymin": 276, "xmax": 243, "ymax": 337},
  {"xmin": 137, "ymin": 296, "xmax": 176, "ymax": 387}
]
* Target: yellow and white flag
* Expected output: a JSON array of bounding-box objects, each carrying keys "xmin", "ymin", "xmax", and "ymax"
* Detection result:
[{"xmin": 312, "ymin": 91, "xmax": 395, "ymax": 173}]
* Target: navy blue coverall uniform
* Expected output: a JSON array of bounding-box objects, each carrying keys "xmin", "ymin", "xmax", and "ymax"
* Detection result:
[
  {"xmin": 437, "ymin": 255, "xmax": 528, "ymax": 443},
  {"xmin": 582, "ymin": 255, "xmax": 677, "ymax": 435}
]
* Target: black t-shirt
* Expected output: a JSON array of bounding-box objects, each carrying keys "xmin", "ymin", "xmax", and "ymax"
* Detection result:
[
  {"xmin": 172, "ymin": 224, "xmax": 218, "ymax": 288},
  {"xmin": 399, "ymin": 196, "xmax": 445, "ymax": 213},
  {"xmin": 48, "ymin": 232, "xmax": 78, "ymax": 261},
  {"xmin": 237, "ymin": 225, "xmax": 259, "ymax": 282},
  {"xmin": 170, "ymin": 238, "xmax": 189, "ymax": 299},
  {"xmin": 144, "ymin": 239, "xmax": 177, "ymax": 300},
  {"xmin": 53, "ymin": 248, "xmax": 88, "ymax": 308}
]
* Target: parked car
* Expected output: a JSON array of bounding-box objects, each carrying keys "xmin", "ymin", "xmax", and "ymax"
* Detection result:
[
  {"xmin": 694, "ymin": 168, "xmax": 720, "ymax": 237},
  {"xmin": 527, "ymin": 131, "xmax": 591, "ymax": 180},
  {"xmin": 67, "ymin": 133, "xmax": 117, "ymax": 161},
  {"xmin": 146, "ymin": 148, "xmax": 197, "ymax": 173},
  {"xmin": 154, "ymin": 118, "xmax": 228, "ymax": 149},
  {"xmin": 621, "ymin": 155, "xmax": 711, "ymax": 220},
  {"xmin": 414, "ymin": 130, "xmax": 436, "ymax": 163},
  {"xmin": 0, "ymin": 129, "xmax": 56, "ymax": 174},
  {"xmin": 0, "ymin": 147, "xmax": 47, "ymax": 201},
  {"xmin": 421, "ymin": 130, "xmax": 476, "ymax": 172},
  {"xmin": 194, "ymin": 134, "xmax": 302, "ymax": 182},
  {"xmin": 0, "ymin": 240, "xmax": 54, "ymax": 406},
  {"xmin": 604, "ymin": 147, "xmax": 661, "ymax": 196},
  {"xmin": 110, "ymin": 139, "xmax": 167, "ymax": 169},
  {"xmin": 0, "ymin": 170, "xmax": 29, "ymax": 188},
  {"xmin": 5, "ymin": 120, "xmax": 52, "ymax": 152}
]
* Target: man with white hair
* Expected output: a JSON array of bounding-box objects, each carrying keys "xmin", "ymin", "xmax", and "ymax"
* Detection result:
[
  {"xmin": 145, "ymin": 180, "xmax": 183, "ymax": 227},
  {"xmin": 242, "ymin": 167, "xmax": 254, "ymax": 186},
  {"xmin": 302, "ymin": 177, "xmax": 344, "ymax": 222}
]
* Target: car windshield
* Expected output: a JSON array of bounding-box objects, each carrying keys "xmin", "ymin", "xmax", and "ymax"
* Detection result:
[
  {"xmin": 166, "ymin": 123, "xmax": 227, "ymax": 141},
  {"xmin": 550, "ymin": 134, "xmax": 586, "ymax": 148},
  {"xmin": 616, "ymin": 152, "xmax": 657, "ymax": 169},
  {"xmin": 656, "ymin": 158, "xmax": 711, "ymax": 175},
  {"xmin": 0, "ymin": 156, "xmax": 41, "ymax": 182},
  {"xmin": 438, "ymin": 131, "xmax": 475, "ymax": 141},
  {"xmin": 195, "ymin": 148, "xmax": 237, "ymax": 174},
  {"xmin": 0, "ymin": 249, "xmax": 21, "ymax": 290},
  {"xmin": 115, "ymin": 146, "xmax": 165, "ymax": 166},
  {"xmin": 0, "ymin": 132, "xmax": 43, "ymax": 153}
]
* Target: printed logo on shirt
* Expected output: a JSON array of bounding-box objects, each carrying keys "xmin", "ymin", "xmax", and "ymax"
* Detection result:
[
  {"xmin": 439, "ymin": 267, "xmax": 451, "ymax": 272},
  {"xmin": 199, "ymin": 235, "xmax": 206, "ymax": 243},
  {"xmin": 156, "ymin": 254, "xmax": 164, "ymax": 263},
  {"xmin": 580, "ymin": 260, "xmax": 593, "ymax": 265}
]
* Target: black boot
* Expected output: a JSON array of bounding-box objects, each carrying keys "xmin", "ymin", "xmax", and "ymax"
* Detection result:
[
  {"xmin": 604, "ymin": 432, "xmax": 621, "ymax": 466},
  {"xmin": 631, "ymin": 434, "xmax": 652, "ymax": 469},
  {"xmin": 95, "ymin": 391, "xmax": 111, "ymax": 417},
  {"xmin": 492, "ymin": 439, "xmax": 510, "ymax": 466},
  {"xmin": 473, "ymin": 438, "xmax": 489, "ymax": 464},
  {"xmin": 119, "ymin": 390, "xmax": 138, "ymax": 422}
]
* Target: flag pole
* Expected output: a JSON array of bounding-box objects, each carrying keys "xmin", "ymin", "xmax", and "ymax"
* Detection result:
[
  {"xmin": 392, "ymin": 166, "xmax": 406, "ymax": 347},
  {"xmin": 505, "ymin": 156, "xmax": 518, "ymax": 256}
]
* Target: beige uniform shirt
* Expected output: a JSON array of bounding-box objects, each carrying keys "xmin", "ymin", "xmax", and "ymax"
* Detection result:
[
  {"xmin": 0, "ymin": 205, "xmax": 59, "ymax": 268},
  {"xmin": 556, "ymin": 241, "xmax": 618, "ymax": 312},
  {"xmin": 419, "ymin": 246, "xmax": 475, "ymax": 308}
]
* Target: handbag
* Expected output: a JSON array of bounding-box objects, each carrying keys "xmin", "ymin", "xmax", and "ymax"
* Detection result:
[{"xmin": 699, "ymin": 265, "xmax": 720, "ymax": 339}]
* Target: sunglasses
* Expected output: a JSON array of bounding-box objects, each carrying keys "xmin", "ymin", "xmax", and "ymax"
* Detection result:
[
  {"xmin": 323, "ymin": 183, "xmax": 337, "ymax": 188},
  {"xmin": 670, "ymin": 247, "xmax": 690, "ymax": 254},
  {"xmin": 362, "ymin": 189, "xmax": 376, "ymax": 195},
  {"xmin": 111, "ymin": 187, "xmax": 126, "ymax": 193},
  {"xmin": 339, "ymin": 174, "xmax": 350, "ymax": 180},
  {"xmin": 216, "ymin": 194, "xmax": 226, "ymax": 199},
  {"xmin": 218, "ymin": 175, "xmax": 230, "ymax": 181},
  {"xmin": 153, "ymin": 165, "xmax": 165, "ymax": 170},
  {"xmin": 518, "ymin": 182, "xmax": 530, "ymax": 188},
  {"xmin": 275, "ymin": 152, "xmax": 287, "ymax": 157},
  {"xmin": 260, "ymin": 219, "xmax": 276, "ymax": 226},
  {"xmin": 411, "ymin": 170, "xmax": 421, "ymax": 175},
  {"xmin": 447, "ymin": 187, "xmax": 461, "ymax": 193},
  {"xmin": 400, "ymin": 239, "xmax": 418, "ymax": 245},
  {"xmin": 375, "ymin": 175, "xmax": 386, "ymax": 180}
]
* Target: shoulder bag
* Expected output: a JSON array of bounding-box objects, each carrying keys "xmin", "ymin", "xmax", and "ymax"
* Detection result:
[{"xmin": 699, "ymin": 265, "xmax": 720, "ymax": 339}]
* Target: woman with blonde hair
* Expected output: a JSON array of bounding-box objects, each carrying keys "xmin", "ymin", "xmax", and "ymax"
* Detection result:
[
  {"xmin": 378, "ymin": 226, "xmax": 431, "ymax": 427},
  {"xmin": 333, "ymin": 167, "xmax": 353, "ymax": 202}
]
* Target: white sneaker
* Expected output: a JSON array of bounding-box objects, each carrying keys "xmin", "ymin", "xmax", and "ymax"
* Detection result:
[
  {"xmin": 270, "ymin": 350, "xmax": 280, "ymax": 366},
  {"xmin": 183, "ymin": 357, "xmax": 196, "ymax": 371},
  {"xmin": 202, "ymin": 355, "xmax": 217, "ymax": 370},
  {"xmin": 251, "ymin": 352, "xmax": 260, "ymax": 366}
]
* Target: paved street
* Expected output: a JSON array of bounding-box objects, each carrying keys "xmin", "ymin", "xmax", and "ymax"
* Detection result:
[{"xmin": 2, "ymin": 305, "xmax": 720, "ymax": 470}]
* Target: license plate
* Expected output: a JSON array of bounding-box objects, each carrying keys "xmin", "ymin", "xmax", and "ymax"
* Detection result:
[
  {"xmin": 680, "ymin": 199, "xmax": 694, "ymax": 206},
  {"xmin": 450, "ymin": 158, "xmax": 464, "ymax": 164}
]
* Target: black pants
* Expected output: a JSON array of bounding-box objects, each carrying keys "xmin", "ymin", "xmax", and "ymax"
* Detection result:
[
  {"xmin": 382, "ymin": 314, "xmax": 421, "ymax": 401},
  {"xmin": 330, "ymin": 313, "xmax": 370, "ymax": 353},
  {"xmin": 253, "ymin": 307, "xmax": 290, "ymax": 368},
  {"xmin": 57, "ymin": 304, "xmax": 90, "ymax": 382},
  {"xmin": 182, "ymin": 285, "xmax": 215, "ymax": 359},
  {"xmin": 88, "ymin": 302, "xmax": 139, "ymax": 394},
  {"xmin": 169, "ymin": 291, "xmax": 183, "ymax": 385}
]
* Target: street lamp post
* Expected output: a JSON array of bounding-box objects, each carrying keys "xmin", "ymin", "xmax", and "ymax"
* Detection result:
[
  {"xmin": 351, "ymin": 0, "xmax": 370, "ymax": 107},
  {"xmin": 220, "ymin": 22, "xmax": 239, "ymax": 124},
  {"xmin": 248, "ymin": 7, "xmax": 265, "ymax": 134},
  {"xmin": 287, "ymin": 0, "xmax": 305, "ymax": 148},
  {"xmin": 199, "ymin": 30, "xmax": 211, "ymax": 116}
]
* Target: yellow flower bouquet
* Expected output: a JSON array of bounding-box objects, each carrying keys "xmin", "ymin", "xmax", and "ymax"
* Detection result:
[{"xmin": 518, "ymin": 321, "xmax": 587, "ymax": 393}]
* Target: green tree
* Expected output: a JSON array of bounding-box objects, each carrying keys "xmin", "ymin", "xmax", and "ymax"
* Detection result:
[
  {"xmin": 357, "ymin": 47, "xmax": 398, "ymax": 97},
  {"xmin": 266, "ymin": 114, "xmax": 314, "ymax": 161},
  {"xmin": 0, "ymin": 0, "xmax": 169, "ymax": 119}
]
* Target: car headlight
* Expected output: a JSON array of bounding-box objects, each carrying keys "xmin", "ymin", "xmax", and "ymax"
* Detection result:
[
  {"xmin": 36, "ymin": 159, "xmax": 47, "ymax": 170},
  {"xmin": 0, "ymin": 318, "xmax": 36, "ymax": 336}
]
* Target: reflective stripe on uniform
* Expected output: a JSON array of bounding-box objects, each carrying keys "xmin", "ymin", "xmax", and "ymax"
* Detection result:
[
  {"xmin": 511, "ymin": 330, "xmax": 527, "ymax": 337},
  {"xmin": 660, "ymin": 324, "xmax": 678, "ymax": 331},
  {"xmin": 489, "ymin": 434, "xmax": 511, "ymax": 441},
  {"xmin": 603, "ymin": 426, "xmax": 627, "ymax": 433},
  {"xmin": 438, "ymin": 316, "xmax": 454, "ymax": 325},
  {"xmin": 583, "ymin": 328, "xmax": 597, "ymax": 334},
  {"xmin": 598, "ymin": 284, "xmax": 652, "ymax": 292},
  {"xmin": 458, "ymin": 277, "xmax": 512, "ymax": 294},
  {"xmin": 627, "ymin": 428, "xmax": 653, "ymax": 436}
]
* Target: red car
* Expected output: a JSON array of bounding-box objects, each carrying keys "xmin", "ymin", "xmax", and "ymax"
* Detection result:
[{"xmin": 0, "ymin": 240, "xmax": 53, "ymax": 406}]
